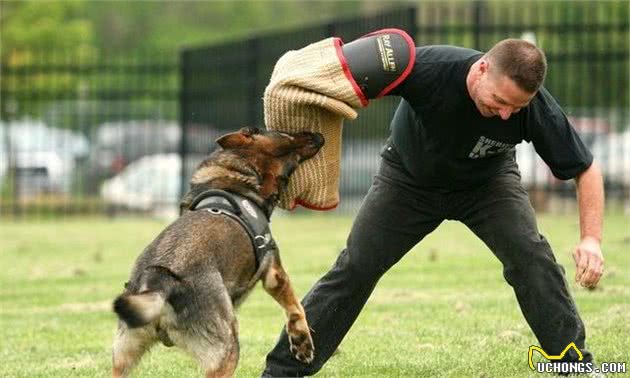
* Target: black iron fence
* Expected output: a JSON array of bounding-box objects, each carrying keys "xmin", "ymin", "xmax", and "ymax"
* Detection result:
[
  {"xmin": 0, "ymin": 52, "xmax": 180, "ymax": 217},
  {"xmin": 1, "ymin": 1, "xmax": 628, "ymax": 218}
]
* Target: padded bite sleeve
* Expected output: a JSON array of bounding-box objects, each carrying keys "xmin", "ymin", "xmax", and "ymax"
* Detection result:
[{"xmin": 340, "ymin": 28, "xmax": 415, "ymax": 99}]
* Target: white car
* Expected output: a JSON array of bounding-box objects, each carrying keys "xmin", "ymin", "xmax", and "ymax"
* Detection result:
[
  {"xmin": 88, "ymin": 120, "xmax": 181, "ymax": 179},
  {"xmin": 0, "ymin": 126, "xmax": 7, "ymax": 181},
  {"xmin": 101, "ymin": 153, "xmax": 204, "ymax": 217},
  {"xmin": 591, "ymin": 130, "xmax": 630, "ymax": 188},
  {"xmin": 515, "ymin": 141, "xmax": 553, "ymax": 188},
  {"xmin": 0, "ymin": 119, "xmax": 89, "ymax": 194},
  {"xmin": 340, "ymin": 140, "xmax": 382, "ymax": 197},
  {"xmin": 101, "ymin": 154, "xmax": 181, "ymax": 211}
]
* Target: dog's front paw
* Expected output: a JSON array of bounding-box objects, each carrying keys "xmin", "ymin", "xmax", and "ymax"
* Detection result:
[{"xmin": 287, "ymin": 318, "xmax": 314, "ymax": 364}]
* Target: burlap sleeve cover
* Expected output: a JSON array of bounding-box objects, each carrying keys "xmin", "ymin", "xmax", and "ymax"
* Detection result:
[{"xmin": 264, "ymin": 37, "xmax": 366, "ymax": 210}]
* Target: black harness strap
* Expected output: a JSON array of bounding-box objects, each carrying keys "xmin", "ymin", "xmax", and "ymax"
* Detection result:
[{"xmin": 190, "ymin": 189, "xmax": 276, "ymax": 268}]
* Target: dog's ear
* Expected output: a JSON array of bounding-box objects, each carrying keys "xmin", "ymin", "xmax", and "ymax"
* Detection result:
[{"xmin": 216, "ymin": 129, "xmax": 254, "ymax": 149}]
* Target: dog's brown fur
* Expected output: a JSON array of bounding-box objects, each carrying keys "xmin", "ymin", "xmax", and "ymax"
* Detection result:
[{"xmin": 111, "ymin": 127, "xmax": 323, "ymax": 377}]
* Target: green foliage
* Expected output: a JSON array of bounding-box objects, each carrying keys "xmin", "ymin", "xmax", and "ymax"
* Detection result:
[
  {"xmin": 1, "ymin": 0, "xmax": 97, "ymax": 63},
  {"xmin": 0, "ymin": 0, "xmax": 362, "ymax": 123},
  {"xmin": 0, "ymin": 213, "xmax": 629, "ymax": 377},
  {"xmin": 1, "ymin": 0, "xmax": 364, "ymax": 59}
]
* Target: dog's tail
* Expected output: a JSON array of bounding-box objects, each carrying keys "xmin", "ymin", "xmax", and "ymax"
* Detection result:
[
  {"xmin": 113, "ymin": 266, "xmax": 180, "ymax": 328},
  {"xmin": 113, "ymin": 291, "xmax": 165, "ymax": 328}
]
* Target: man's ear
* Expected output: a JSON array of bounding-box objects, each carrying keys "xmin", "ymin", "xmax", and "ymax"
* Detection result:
[
  {"xmin": 216, "ymin": 131, "xmax": 253, "ymax": 149},
  {"xmin": 479, "ymin": 59, "xmax": 489, "ymax": 74}
]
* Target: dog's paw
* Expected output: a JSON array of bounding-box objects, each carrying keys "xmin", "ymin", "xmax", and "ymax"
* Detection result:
[
  {"xmin": 289, "ymin": 331, "xmax": 314, "ymax": 363},
  {"xmin": 287, "ymin": 320, "xmax": 314, "ymax": 364}
]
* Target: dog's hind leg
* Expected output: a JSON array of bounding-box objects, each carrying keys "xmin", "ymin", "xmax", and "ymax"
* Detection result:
[
  {"xmin": 171, "ymin": 319, "xmax": 239, "ymax": 378},
  {"xmin": 203, "ymin": 318, "xmax": 239, "ymax": 378},
  {"xmin": 170, "ymin": 273, "xmax": 240, "ymax": 378},
  {"xmin": 112, "ymin": 324, "xmax": 156, "ymax": 378},
  {"xmin": 262, "ymin": 259, "xmax": 314, "ymax": 364}
]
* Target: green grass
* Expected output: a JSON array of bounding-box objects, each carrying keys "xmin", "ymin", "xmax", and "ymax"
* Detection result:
[{"xmin": 1, "ymin": 213, "xmax": 629, "ymax": 377}]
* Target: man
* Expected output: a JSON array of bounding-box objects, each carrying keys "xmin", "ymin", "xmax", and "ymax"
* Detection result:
[{"xmin": 263, "ymin": 38, "xmax": 604, "ymax": 376}]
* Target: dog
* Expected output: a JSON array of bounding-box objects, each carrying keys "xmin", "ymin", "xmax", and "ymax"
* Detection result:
[{"xmin": 111, "ymin": 127, "xmax": 323, "ymax": 377}]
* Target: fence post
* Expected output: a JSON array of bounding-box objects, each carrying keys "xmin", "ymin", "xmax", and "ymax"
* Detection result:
[
  {"xmin": 247, "ymin": 37, "xmax": 260, "ymax": 127},
  {"xmin": 326, "ymin": 22, "xmax": 336, "ymax": 38},
  {"xmin": 408, "ymin": 6, "xmax": 418, "ymax": 40},
  {"xmin": 473, "ymin": 0, "xmax": 485, "ymax": 50},
  {"xmin": 178, "ymin": 50, "xmax": 189, "ymax": 202}
]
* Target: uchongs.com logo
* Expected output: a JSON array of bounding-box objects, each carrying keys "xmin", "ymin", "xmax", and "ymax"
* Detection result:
[{"xmin": 528, "ymin": 342, "xmax": 627, "ymax": 375}]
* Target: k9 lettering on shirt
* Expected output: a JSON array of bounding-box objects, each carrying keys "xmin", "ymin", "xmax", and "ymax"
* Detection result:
[{"xmin": 469, "ymin": 136, "xmax": 515, "ymax": 159}]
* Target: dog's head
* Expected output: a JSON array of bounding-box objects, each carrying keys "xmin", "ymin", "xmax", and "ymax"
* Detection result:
[
  {"xmin": 214, "ymin": 127, "xmax": 324, "ymax": 207},
  {"xmin": 216, "ymin": 127, "xmax": 324, "ymax": 163}
]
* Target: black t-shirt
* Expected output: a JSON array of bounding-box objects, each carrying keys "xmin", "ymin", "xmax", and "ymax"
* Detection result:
[{"xmin": 387, "ymin": 45, "xmax": 593, "ymax": 189}]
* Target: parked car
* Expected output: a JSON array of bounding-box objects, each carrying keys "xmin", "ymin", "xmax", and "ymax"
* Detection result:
[
  {"xmin": 0, "ymin": 126, "xmax": 7, "ymax": 182},
  {"xmin": 87, "ymin": 120, "xmax": 218, "ymax": 192},
  {"xmin": 591, "ymin": 130, "xmax": 630, "ymax": 190},
  {"xmin": 567, "ymin": 115, "xmax": 611, "ymax": 149},
  {"xmin": 100, "ymin": 153, "xmax": 205, "ymax": 216},
  {"xmin": 0, "ymin": 119, "xmax": 89, "ymax": 195},
  {"xmin": 88, "ymin": 120, "xmax": 181, "ymax": 180},
  {"xmin": 515, "ymin": 141, "xmax": 553, "ymax": 188},
  {"xmin": 340, "ymin": 140, "xmax": 383, "ymax": 197}
]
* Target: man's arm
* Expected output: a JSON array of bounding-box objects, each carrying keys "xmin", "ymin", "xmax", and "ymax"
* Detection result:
[{"xmin": 573, "ymin": 161, "xmax": 605, "ymax": 288}]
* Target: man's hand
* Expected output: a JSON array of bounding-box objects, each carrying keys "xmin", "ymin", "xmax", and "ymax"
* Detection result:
[{"xmin": 572, "ymin": 236, "xmax": 604, "ymax": 288}]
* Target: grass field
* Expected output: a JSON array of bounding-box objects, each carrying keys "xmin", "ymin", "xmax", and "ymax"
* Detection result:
[{"xmin": 1, "ymin": 212, "xmax": 628, "ymax": 377}]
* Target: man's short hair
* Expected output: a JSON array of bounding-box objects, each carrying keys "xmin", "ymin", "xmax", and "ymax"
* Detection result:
[{"xmin": 486, "ymin": 38, "xmax": 547, "ymax": 93}]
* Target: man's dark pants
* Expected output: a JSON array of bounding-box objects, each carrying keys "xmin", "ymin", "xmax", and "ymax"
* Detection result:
[{"xmin": 263, "ymin": 150, "xmax": 591, "ymax": 377}]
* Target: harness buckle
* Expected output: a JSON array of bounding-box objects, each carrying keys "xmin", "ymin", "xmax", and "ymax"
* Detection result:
[{"xmin": 254, "ymin": 234, "xmax": 270, "ymax": 249}]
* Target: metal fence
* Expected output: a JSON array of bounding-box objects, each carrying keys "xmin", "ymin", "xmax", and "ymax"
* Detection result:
[
  {"xmin": 1, "ymin": 1, "xmax": 628, "ymax": 218},
  {"xmin": 0, "ymin": 52, "xmax": 180, "ymax": 218}
]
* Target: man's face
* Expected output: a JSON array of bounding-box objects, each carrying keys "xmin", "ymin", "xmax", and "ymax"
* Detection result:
[{"xmin": 470, "ymin": 61, "xmax": 536, "ymax": 120}]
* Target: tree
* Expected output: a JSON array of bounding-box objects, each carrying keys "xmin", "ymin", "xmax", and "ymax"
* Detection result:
[{"xmin": 1, "ymin": 0, "xmax": 97, "ymax": 64}]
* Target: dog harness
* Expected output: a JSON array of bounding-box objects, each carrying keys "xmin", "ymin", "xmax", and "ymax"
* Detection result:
[{"xmin": 189, "ymin": 189, "xmax": 277, "ymax": 268}]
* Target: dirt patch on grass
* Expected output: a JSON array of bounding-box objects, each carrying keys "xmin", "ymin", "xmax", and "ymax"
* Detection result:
[
  {"xmin": 59, "ymin": 301, "xmax": 111, "ymax": 313},
  {"xmin": 2, "ymin": 301, "xmax": 112, "ymax": 315},
  {"xmin": 48, "ymin": 355, "xmax": 97, "ymax": 370}
]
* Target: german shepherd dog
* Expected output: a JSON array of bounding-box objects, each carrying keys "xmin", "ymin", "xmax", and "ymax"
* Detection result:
[{"xmin": 112, "ymin": 127, "xmax": 323, "ymax": 377}]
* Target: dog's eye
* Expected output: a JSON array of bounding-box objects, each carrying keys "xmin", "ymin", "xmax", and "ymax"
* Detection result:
[{"xmin": 241, "ymin": 127, "xmax": 259, "ymax": 136}]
